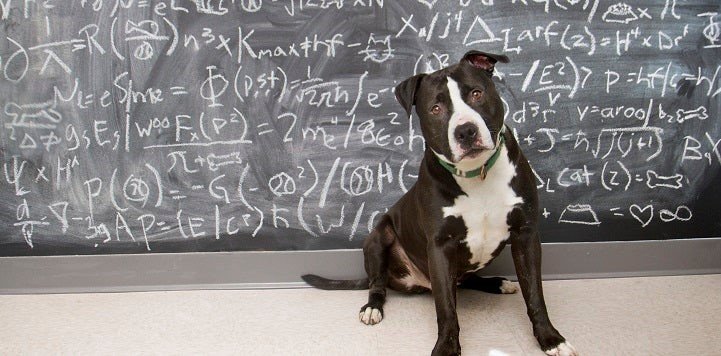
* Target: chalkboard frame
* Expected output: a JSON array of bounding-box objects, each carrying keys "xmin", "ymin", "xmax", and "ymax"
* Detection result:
[{"xmin": 1, "ymin": 238, "xmax": 719, "ymax": 294}]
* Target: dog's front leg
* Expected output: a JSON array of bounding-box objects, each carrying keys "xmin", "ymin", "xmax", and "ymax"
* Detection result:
[
  {"xmin": 510, "ymin": 227, "xmax": 578, "ymax": 356},
  {"xmin": 428, "ymin": 235, "xmax": 461, "ymax": 356}
]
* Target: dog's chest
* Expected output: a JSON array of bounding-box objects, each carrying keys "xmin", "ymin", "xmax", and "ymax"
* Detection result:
[{"xmin": 442, "ymin": 147, "xmax": 523, "ymax": 270}]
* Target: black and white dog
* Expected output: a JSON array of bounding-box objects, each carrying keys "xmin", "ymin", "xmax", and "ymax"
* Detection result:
[{"xmin": 303, "ymin": 51, "xmax": 577, "ymax": 356}]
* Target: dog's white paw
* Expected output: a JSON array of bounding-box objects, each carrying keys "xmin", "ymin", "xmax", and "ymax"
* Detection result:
[
  {"xmin": 359, "ymin": 307, "xmax": 383, "ymax": 325},
  {"xmin": 545, "ymin": 341, "xmax": 578, "ymax": 356},
  {"xmin": 499, "ymin": 280, "xmax": 518, "ymax": 294}
]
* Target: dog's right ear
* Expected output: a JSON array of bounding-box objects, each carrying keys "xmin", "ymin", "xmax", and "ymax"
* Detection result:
[
  {"xmin": 462, "ymin": 50, "xmax": 509, "ymax": 74},
  {"xmin": 394, "ymin": 74, "xmax": 425, "ymax": 117}
]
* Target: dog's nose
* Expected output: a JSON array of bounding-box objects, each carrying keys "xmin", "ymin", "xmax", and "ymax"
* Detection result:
[{"xmin": 454, "ymin": 123, "xmax": 478, "ymax": 146}]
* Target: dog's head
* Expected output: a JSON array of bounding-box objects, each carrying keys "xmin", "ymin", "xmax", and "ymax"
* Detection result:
[{"xmin": 395, "ymin": 50, "xmax": 509, "ymax": 171}]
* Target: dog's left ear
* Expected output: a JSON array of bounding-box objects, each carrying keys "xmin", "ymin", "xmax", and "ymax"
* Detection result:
[
  {"xmin": 394, "ymin": 74, "xmax": 425, "ymax": 117},
  {"xmin": 462, "ymin": 50, "xmax": 509, "ymax": 73}
]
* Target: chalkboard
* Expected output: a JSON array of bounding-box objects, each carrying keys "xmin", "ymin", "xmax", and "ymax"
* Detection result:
[{"xmin": 1, "ymin": 0, "xmax": 719, "ymax": 256}]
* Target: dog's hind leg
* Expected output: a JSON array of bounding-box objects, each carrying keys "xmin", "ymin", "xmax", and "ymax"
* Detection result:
[
  {"xmin": 458, "ymin": 275, "xmax": 518, "ymax": 294},
  {"xmin": 359, "ymin": 215, "xmax": 396, "ymax": 325}
]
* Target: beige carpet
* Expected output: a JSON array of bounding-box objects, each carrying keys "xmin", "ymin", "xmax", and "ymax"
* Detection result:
[{"xmin": 1, "ymin": 274, "xmax": 720, "ymax": 355}]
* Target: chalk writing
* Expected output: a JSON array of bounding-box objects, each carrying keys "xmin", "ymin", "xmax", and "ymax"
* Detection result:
[{"xmin": 0, "ymin": 0, "xmax": 719, "ymax": 255}]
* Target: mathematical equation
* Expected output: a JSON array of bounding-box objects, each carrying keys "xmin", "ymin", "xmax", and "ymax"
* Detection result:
[{"xmin": 1, "ymin": 0, "xmax": 719, "ymax": 254}]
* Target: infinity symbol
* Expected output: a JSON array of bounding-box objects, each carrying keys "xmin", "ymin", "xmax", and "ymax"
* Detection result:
[{"xmin": 659, "ymin": 206, "xmax": 692, "ymax": 222}]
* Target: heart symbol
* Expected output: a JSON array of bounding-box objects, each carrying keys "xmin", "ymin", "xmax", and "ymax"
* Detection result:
[{"xmin": 629, "ymin": 204, "xmax": 653, "ymax": 227}]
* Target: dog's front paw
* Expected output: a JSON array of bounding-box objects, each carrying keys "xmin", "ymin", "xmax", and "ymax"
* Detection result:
[
  {"xmin": 545, "ymin": 341, "xmax": 578, "ymax": 356},
  {"xmin": 431, "ymin": 337, "xmax": 461, "ymax": 356},
  {"xmin": 359, "ymin": 305, "xmax": 383, "ymax": 325}
]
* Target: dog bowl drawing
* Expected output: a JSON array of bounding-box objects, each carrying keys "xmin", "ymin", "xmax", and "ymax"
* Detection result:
[{"xmin": 558, "ymin": 204, "xmax": 601, "ymax": 225}]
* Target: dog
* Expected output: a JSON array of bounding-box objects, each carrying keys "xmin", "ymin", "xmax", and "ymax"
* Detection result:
[{"xmin": 302, "ymin": 50, "xmax": 578, "ymax": 356}]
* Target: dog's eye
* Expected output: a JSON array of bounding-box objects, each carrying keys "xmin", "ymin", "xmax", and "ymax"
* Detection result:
[
  {"xmin": 470, "ymin": 90, "xmax": 483, "ymax": 101},
  {"xmin": 430, "ymin": 105, "xmax": 441, "ymax": 115}
]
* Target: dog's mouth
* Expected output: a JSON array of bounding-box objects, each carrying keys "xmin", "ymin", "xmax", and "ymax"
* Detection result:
[
  {"xmin": 458, "ymin": 141, "xmax": 494, "ymax": 162},
  {"xmin": 459, "ymin": 148, "xmax": 484, "ymax": 160},
  {"xmin": 457, "ymin": 143, "xmax": 493, "ymax": 162},
  {"xmin": 455, "ymin": 129, "xmax": 503, "ymax": 162}
]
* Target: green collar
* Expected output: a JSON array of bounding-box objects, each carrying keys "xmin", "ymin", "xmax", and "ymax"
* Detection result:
[{"xmin": 437, "ymin": 125, "xmax": 506, "ymax": 179}]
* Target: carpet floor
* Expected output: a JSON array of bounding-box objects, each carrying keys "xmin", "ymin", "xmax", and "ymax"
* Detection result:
[{"xmin": 1, "ymin": 274, "xmax": 720, "ymax": 355}]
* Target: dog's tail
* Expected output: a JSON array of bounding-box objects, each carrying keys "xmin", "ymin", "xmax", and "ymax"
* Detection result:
[{"xmin": 301, "ymin": 274, "xmax": 369, "ymax": 290}]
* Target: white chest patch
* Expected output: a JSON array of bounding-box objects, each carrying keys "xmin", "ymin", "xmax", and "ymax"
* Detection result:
[{"xmin": 442, "ymin": 146, "xmax": 524, "ymax": 270}]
